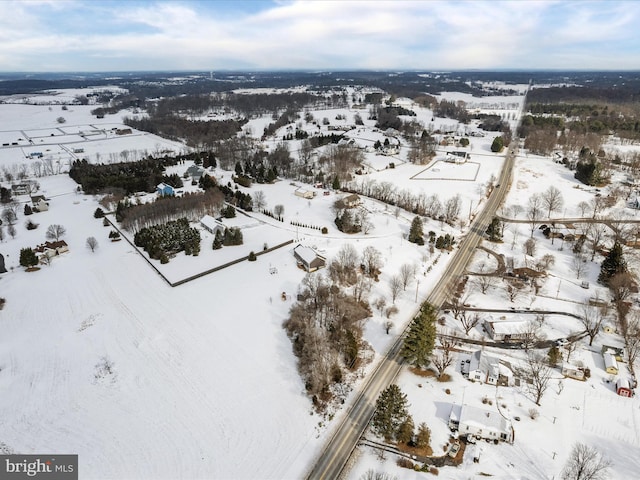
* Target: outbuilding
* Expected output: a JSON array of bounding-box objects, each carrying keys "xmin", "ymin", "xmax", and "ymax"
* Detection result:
[{"xmin": 616, "ymin": 378, "xmax": 633, "ymax": 397}]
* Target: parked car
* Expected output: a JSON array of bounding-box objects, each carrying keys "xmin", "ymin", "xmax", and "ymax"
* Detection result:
[{"xmin": 448, "ymin": 441, "xmax": 461, "ymax": 458}]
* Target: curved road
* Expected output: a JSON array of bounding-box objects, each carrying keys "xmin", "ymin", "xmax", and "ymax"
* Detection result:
[{"xmin": 306, "ymin": 141, "xmax": 520, "ymax": 480}]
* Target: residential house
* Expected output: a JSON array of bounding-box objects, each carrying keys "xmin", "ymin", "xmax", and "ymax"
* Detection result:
[
  {"xmin": 445, "ymin": 151, "xmax": 469, "ymax": 164},
  {"xmin": 342, "ymin": 194, "xmax": 361, "ymax": 208},
  {"xmin": 293, "ymin": 245, "xmax": 326, "ymax": 272},
  {"xmin": 200, "ymin": 215, "xmax": 225, "ymax": 236},
  {"xmin": 156, "ymin": 183, "xmax": 175, "ymax": 197},
  {"xmin": 185, "ymin": 164, "xmax": 206, "ymax": 182},
  {"xmin": 616, "ymin": 378, "xmax": 633, "ymax": 397},
  {"xmin": 448, "ymin": 404, "xmax": 514, "ymax": 444},
  {"xmin": 34, "ymin": 240, "xmax": 69, "ymax": 262},
  {"xmin": 11, "ymin": 184, "xmax": 31, "ymax": 195},
  {"xmin": 465, "ymin": 350, "xmax": 513, "ymax": 386},
  {"xmin": 31, "ymin": 195, "xmax": 48, "ymax": 212},
  {"xmin": 483, "ymin": 318, "xmax": 528, "ymax": 342},
  {"xmin": 603, "ymin": 352, "xmax": 619, "ymax": 375}
]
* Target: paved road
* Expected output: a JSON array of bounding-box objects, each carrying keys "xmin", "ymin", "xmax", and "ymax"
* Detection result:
[{"xmin": 305, "ymin": 142, "xmax": 520, "ymax": 480}]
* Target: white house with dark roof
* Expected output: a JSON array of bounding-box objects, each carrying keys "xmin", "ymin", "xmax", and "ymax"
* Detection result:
[{"xmin": 293, "ymin": 245, "xmax": 326, "ymax": 272}]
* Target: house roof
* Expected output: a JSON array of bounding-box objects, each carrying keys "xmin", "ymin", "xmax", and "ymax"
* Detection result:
[
  {"xmin": 485, "ymin": 319, "xmax": 527, "ymax": 336},
  {"xmin": 452, "ymin": 404, "xmax": 511, "ymax": 434},
  {"xmin": 469, "ymin": 350, "xmax": 500, "ymax": 377},
  {"xmin": 617, "ymin": 377, "xmax": 631, "ymax": 390},
  {"xmin": 31, "ymin": 195, "xmax": 46, "ymax": 203},
  {"xmin": 293, "ymin": 245, "xmax": 325, "ymax": 266},
  {"xmin": 604, "ymin": 352, "xmax": 618, "ymax": 370},
  {"xmin": 157, "ymin": 183, "xmax": 173, "ymax": 190},
  {"xmin": 200, "ymin": 215, "xmax": 224, "ymax": 231}
]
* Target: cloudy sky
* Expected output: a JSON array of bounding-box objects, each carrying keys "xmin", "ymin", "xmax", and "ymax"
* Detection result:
[{"xmin": 1, "ymin": 0, "xmax": 638, "ymax": 72}]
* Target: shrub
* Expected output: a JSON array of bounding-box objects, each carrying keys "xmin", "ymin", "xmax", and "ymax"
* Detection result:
[
  {"xmin": 396, "ymin": 458, "xmax": 414, "ymax": 470},
  {"xmin": 321, "ymin": 227, "xmax": 328, "ymax": 234},
  {"xmin": 25, "ymin": 220, "xmax": 38, "ymax": 230},
  {"xmin": 94, "ymin": 207, "xmax": 105, "ymax": 218},
  {"xmin": 0, "ymin": 297, "xmax": 5, "ymax": 310},
  {"xmin": 248, "ymin": 251, "xmax": 257, "ymax": 261},
  {"xmin": 103, "ymin": 218, "xmax": 110, "ymax": 227},
  {"xmin": 529, "ymin": 408, "xmax": 539, "ymax": 420}
]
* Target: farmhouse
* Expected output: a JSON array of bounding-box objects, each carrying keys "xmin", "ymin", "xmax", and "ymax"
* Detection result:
[
  {"xmin": 200, "ymin": 215, "xmax": 225, "ymax": 236},
  {"xmin": 465, "ymin": 350, "xmax": 513, "ymax": 386},
  {"xmin": 156, "ymin": 183, "xmax": 175, "ymax": 197},
  {"xmin": 483, "ymin": 318, "xmax": 528, "ymax": 342},
  {"xmin": 11, "ymin": 184, "xmax": 31, "ymax": 195},
  {"xmin": 616, "ymin": 378, "xmax": 633, "ymax": 397},
  {"xmin": 293, "ymin": 245, "xmax": 326, "ymax": 272},
  {"xmin": 449, "ymin": 404, "xmax": 514, "ymax": 444}
]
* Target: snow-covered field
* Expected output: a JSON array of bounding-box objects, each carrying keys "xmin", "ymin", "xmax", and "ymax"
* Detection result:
[{"xmin": 5, "ymin": 83, "xmax": 639, "ymax": 479}]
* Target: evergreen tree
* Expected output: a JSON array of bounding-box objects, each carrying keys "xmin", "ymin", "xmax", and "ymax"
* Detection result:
[
  {"xmin": 93, "ymin": 207, "xmax": 104, "ymax": 218},
  {"xmin": 599, "ymin": 241, "xmax": 627, "ymax": 285},
  {"xmin": 485, "ymin": 217, "xmax": 502, "ymax": 241},
  {"xmin": 491, "ymin": 136, "xmax": 504, "ymax": 153},
  {"xmin": 19, "ymin": 247, "xmax": 38, "ymax": 268},
  {"xmin": 212, "ymin": 231, "xmax": 223, "ymax": 250},
  {"xmin": 415, "ymin": 422, "xmax": 431, "ymax": 449},
  {"xmin": 548, "ymin": 345, "xmax": 561, "ymax": 366},
  {"xmin": 332, "ymin": 176, "xmax": 341, "ymax": 190},
  {"xmin": 248, "ymin": 251, "xmax": 257, "ymax": 261},
  {"xmin": 396, "ymin": 417, "xmax": 415, "ymax": 445},
  {"xmin": 372, "ymin": 384, "xmax": 410, "ymax": 442},
  {"xmin": 24, "ymin": 204, "xmax": 33, "ymax": 216},
  {"xmin": 408, "ymin": 216, "xmax": 424, "ymax": 245},
  {"xmin": 401, "ymin": 303, "xmax": 437, "ymax": 368}
]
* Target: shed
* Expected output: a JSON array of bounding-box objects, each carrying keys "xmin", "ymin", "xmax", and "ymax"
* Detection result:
[
  {"xmin": 616, "ymin": 378, "xmax": 633, "ymax": 397},
  {"xmin": 561, "ymin": 362, "xmax": 585, "ymax": 380},
  {"xmin": 603, "ymin": 352, "xmax": 618, "ymax": 375},
  {"xmin": 294, "ymin": 188, "xmax": 314, "ymax": 199},
  {"xmin": 293, "ymin": 245, "xmax": 326, "ymax": 272}
]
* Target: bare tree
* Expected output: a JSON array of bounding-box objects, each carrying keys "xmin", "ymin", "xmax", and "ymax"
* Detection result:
[
  {"xmin": 460, "ymin": 311, "xmax": 481, "ymax": 336},
  {"xmin": 521, "ymin": 320, "xmax": 543, "ymax": 351},
  {"xmin": 571, "ymin": 254, "xmax": 588, "ymax": 279},
  {"xmin": 1, "ymin": 208, "xmax": 16, "ymax": 226},
  {"xmin": 8, "ymin": 225, "xmax": 16, "ymax": 239},
  {"xmin": 399, "ymin": 263, "xmax": 415, "ymax": 291},
  {"xmin": 578, "ymin": 300, "xmax": 607, "ymax": 346},
  {"xmin": 389, "ymin": 275, "xmax": 403, "ymax": 303},
  {"xmin": 374, "ymin": 297, "xmax": 386, "ymax": 315},
  {"xmin": 507, "ymin": 280, "xmax": 525, "ymax": 303},
  {"xmin": 590, "ymin": 196, "xmax": 605, "ymax": 219},
  {"xmin": 526, "ymin": 352, "xmax": 553, "ymax": 405},
  {"xmin": 46, "ymin": 224, "xmax": 66, "ymax": 241},
  {"xmin": 524, "ymin": 238, "xmax": 537, "ymax": 257},
  {"xmin": 473, "ymin": 274, "xmax": 497, "ymax": 295},
  {"xmin": 86, "ymin": 236, "xmax": 99, "ymax": 252},
  {"xmin": 526, "ymin": 193, "xmax": 544, "ymax": 237},
  {"xmin": 587, "ymin": 224, "xmax": 607, "ymax": 261},
  {"xmin": 362, "ymin": 246, "xmax": 383, "ymax": 278},
  {"xmin": 622, "ymin": 310, "xmax": 640, "ymax": 376},
  {"xmin": 577, "ymin": 201, "xmax": 590, "ymax": 217},
  {"xmin": 538, "ymin": 253, "xmax": 556, "ymax": 272},
  {"xmin": 274, "ymin": 204, "xmax": 284, "ymax": 217},
  {"xmin": 253, "ymin": 191, "xmax": 267, "ymax": 210},
  {"xmin": 432, "ymin": 338, "xmax": 457, "ymax": 378},
  {"xmin": 610, "ymin": 272, "xmax": 634, "ymax": 322},
  {"xmin": 561, "ymin": 442, "xmax": 611, "ymax": 480},
  {"xmin": 542, "ymin": 185, "xmax": 564, "ymax": 218},
  {"xmin": 385, "ymin": 321, "xmax": 393, "ymax": 335},
  {"xmin": 443, "ymin": 194, "xmax": 462, "ymax": 224}
]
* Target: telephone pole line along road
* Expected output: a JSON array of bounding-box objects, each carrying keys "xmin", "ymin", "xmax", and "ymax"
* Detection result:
[{"xmin": 306, "ymin": 141, "xmax": 519, "ymax": 480}]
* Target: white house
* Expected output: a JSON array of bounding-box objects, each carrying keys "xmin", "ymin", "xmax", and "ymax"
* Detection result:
[
  {"xmin": 483, "ymin": 318, "xmax": 528, "ymax": 342},
  {"xmin": 561, "ymin": 362, "xmax": 585, "ymax": 380},
  {"xmin": 465, "ymin": 350, "xmax": 513, "ymax": 386},
  {"xmin": 445, "ymin": 151, "xmax": 469, "ymax": 164},
  {"xmin": 449, "ymin": 404, "xmax": 514, "ymax": 444},
  {"xmin": 294, "ymin": 187, "xmax": 314, "ymax": 199}
]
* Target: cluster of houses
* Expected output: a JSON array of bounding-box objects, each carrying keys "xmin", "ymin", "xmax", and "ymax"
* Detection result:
[{"xmin": 601, "ymin": 344, "xmax": 634, "ymax": 397}]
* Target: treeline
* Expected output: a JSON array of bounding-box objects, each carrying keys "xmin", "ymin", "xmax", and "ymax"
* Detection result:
[
  {"xmin": 348, "ymin": 178, "xmax": 463, "ymax": 224},
  {"xmin": 117, "ymin": 189, "xmax": 225, "ymax": 232},
  {"xmin": 527, "ymin": 84, "xmax": 640, "ymax": 105},
  {"xmin": 124, "ymin": 115, "xmax": 247, "ymax": 148},
  {"xmin": 70, "ymin": 157, "xmax": 179, "ymax": 194},
  {"xmin": 134, "ymin": 218, "xmax": 201, "ymax": 262}
]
